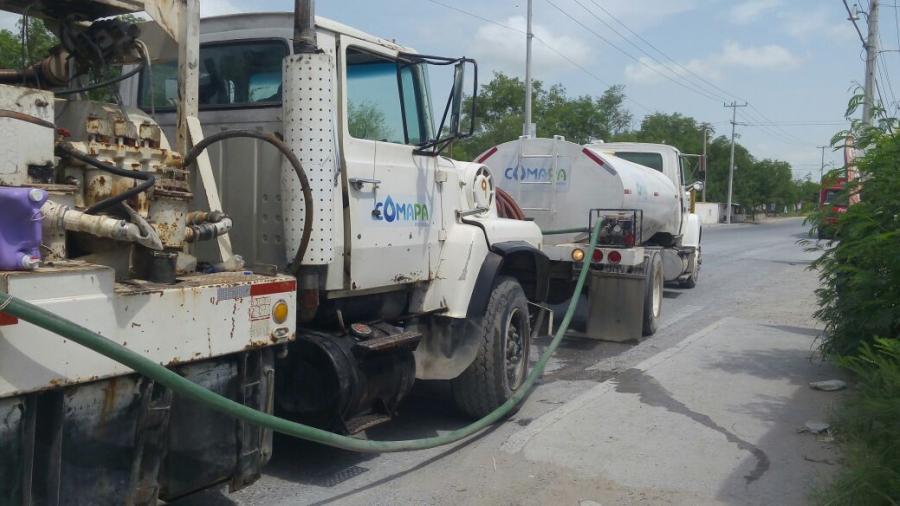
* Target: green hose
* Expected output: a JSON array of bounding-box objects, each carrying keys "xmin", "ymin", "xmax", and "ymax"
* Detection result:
[
  {"xmin": 541, "ymin": 227, "xmax": 588, "ymax": 236},
  {"xmin": 0, "ymin": 221, "xmax": 601, "ymax": 453}
]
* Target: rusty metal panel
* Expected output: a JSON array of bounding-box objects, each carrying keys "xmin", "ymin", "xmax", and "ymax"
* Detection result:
[
  {"xmin": 0, "ymin": 84, "xmax": 54, "ymax": 186},
  {"xmin": 0, "ymin": 263, "xmax": 296, "ymax": 398}
]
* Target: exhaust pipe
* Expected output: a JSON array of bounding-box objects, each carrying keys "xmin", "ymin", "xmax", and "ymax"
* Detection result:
[{"xmin": 293, "ymin": 0, "xmax": 318, "ymax": 53}]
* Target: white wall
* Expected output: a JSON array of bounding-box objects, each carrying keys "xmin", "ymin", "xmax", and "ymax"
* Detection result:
[{"xmin": 695, "ymin": 202, "xmax": 721, "ymax": 225}]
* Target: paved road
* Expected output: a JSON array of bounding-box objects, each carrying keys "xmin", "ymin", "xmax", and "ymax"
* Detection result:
[{"xmin": 174, "ymin": 218, "xmax": 841, "ymax": 506}]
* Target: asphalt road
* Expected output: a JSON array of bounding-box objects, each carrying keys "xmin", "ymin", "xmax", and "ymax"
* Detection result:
[{"xmin": 173, "ymin": 217, "xmax": 838, "ymax": 506}]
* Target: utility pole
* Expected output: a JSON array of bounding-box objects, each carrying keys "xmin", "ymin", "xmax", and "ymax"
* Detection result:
[
  {"xmin": 724, "ymin": 102, "xmax": 747, "ymax": 224},
  {"xmin": 523, "ymin": 0, "xmax": 534, "ymax": 137},
  {"xmin": 701, "ymin": 125, "xmax": 709, "ymax": 202},
  {"xmin": 817, "ymin": 145, "xmax": 828, "ymax": 182},
  {"xmin": 863, "ymin": 0, "xmax": 879, "ymax": 126}
]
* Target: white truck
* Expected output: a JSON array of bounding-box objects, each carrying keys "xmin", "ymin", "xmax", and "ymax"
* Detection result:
[
  {"xmin": 0, "ymin": 1, "xmax": 549, "ymax": 503},
  {"xmin": 477, "ymin": 137, "xmax": 703, "ymax": 340},
  {"xmin": 123, "ymin": 7, "xmax": 549, "ymax": 440},
  {"xmin": 0, "ymin": 1, "xmax": 299, "ymax": 503}
]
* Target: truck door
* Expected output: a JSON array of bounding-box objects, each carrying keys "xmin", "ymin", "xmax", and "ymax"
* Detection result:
[{"xmin": 340, "ymin": 37, "xmax": 440, "ymax": 290}]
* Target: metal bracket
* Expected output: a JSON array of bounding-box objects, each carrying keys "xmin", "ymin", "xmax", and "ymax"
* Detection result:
[{"xmin": 349, "ymin": 177, "xmax": 381, "ymax": 191}]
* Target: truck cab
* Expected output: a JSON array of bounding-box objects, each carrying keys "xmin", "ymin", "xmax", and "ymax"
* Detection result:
[
  {"xmin": 818, "ymin": 176, "xmax": 848, "ymax": 239},
  {"xmin": 124, "ymin": 12, "xmax": 548, "ymax": 430}
]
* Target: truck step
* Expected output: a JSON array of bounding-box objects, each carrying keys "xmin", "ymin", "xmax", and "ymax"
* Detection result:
[
  {"xmin": 344, "ymin": 413, "xmax": 393, "ymax": 434},
  {"xmin": 352, "ymin": 330, "xmax": 422, "ymax": 355}
]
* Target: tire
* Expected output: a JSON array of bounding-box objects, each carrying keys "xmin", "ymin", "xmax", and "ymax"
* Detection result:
[
  {"xmin": 680, "ymin": 248, "xmax": 700, "ymax": 289},
  {"xmin": 451, "ymin": 276, "xmax": 531, "ymax": 418},
  {"xmin": 642, "ymin": 252, "xmax": 663, "ymax": 336}
]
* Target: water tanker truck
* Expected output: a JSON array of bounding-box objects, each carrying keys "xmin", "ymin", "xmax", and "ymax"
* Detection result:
[{"xmin": 477, "ymin": 137, "xmax": 703, "ymax": 340}]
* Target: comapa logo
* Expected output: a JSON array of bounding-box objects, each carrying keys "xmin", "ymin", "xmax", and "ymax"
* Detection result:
[
  {"xmin": 374, "ymin": 195, "xmax": 430, "ymax": 223},
  {"xmin": 504, "ymin": 165, "xmax": 568, "ymax": 183}
]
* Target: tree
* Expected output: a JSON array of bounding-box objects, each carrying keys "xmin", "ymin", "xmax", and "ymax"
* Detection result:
[
  {"xmin": 0, "ymin": 17, "xmax": 57, "ymax": 69},
  {"xmin": 454, "ymin": 72, "xmax": 632, "ymax": 161}
]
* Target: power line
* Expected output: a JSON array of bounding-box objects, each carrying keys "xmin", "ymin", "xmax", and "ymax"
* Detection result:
[
  {"xmin": 876, "ymin": 33, "xmax": 898, "ymax": 108},
  {"xmin": 843, "ymin": 0, "xmax": 868, "ymax": 45},
  {"xmin": 568, "ymin": 0, "xmax": 733, "ymax": 103},
  {"xmin": 543, "ymin": 0, "xmax": 723, "ymax": 102},
  {"xmin": 424, "ymin": 0, "xmax": 654, "ymax": 112},
  {"xmin": 583, "ymin": 0, "xmax": 746, "ymax": 103}
]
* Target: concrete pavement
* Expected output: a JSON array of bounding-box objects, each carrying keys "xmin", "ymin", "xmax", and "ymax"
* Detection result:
[{"xmin": 173, "ymin": 218, "xmax": 843, "ymax": 506}]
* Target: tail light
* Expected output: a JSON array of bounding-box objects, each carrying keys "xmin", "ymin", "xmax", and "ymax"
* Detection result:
[
  {"xmin": 624, "ymin": 233, "xmax": 635, "ymax": 248},
  {"xmin": 592, "ymin": 249, "xmax": 603, "ymax": 263},
  {"xmin": 608, "ymin": 250, "xmax": 622, "ymax": 264}
]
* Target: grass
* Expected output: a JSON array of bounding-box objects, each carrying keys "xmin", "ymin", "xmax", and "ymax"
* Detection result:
[{"xmin": 812, "ymin": 339, "xmax": 900, "ymax": 506}]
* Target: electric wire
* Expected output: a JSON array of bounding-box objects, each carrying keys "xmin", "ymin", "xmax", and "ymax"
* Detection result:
[
  {"xmin": 544, "ymin": 0, "xmax": 722, "ymax": 102},
  {"xmin": 572, "ymin": 0, "xmax": 734, "ymax": 104},
  {"xmin": 423, "ymin": 0, "xmax": 653, "ymax": 112},
  {"xmin": 584, "ymin": 0, "xmax": 746, "ymax": 103}
]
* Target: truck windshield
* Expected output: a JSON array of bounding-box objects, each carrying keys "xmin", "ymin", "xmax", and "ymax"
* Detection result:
[
  {"xmin": 614, "ymin": 152, "xmax": 664, "ymax": 172},
  {"xmin": 138, "ymin": 40, "xmax": 289, "ymax": 110},
  {"xmin": 823, "ymin": 189, "xmax": 846, "ymax": 206}
]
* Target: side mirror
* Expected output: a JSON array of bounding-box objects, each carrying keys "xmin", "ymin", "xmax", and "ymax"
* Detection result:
[
  {"xmin": 450, "ymin": 61, "xmax": 465, "ymax": 136},
  {"xmin": 690, "ymin": 181, "xmax": 704, "ymax": 193}
]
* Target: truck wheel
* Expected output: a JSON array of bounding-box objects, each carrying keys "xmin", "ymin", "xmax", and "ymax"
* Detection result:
[
  {"xmin": 680, "ymin": 248, "xmax": 700, "ymax": 289},
  {"xmin": 643, "ymin": 252, "xmax": 663, "ymax": 336},
  {"xmin": 452, "ymin": 276, "xmax": 531, "ymax": 418}
]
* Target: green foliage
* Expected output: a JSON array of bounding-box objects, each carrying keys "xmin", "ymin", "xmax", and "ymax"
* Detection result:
[
  {"xmin": 455, "ymin": 72, "xmax": 631, "ymax": 160},
  {"xmin": 808, "ymin": 104, "xmax": 900, "ymax": 356},
  {"xmin": 813, "ymin": 339, "xmax": 900, "ymax": 506},
  {"xmin": 348, "ymin": 101, "xmax": 393, "ymax": 142},
  {"xmin": 614, "ymin": 112, "xmax": 816, "ymax": 212},
  {"xmin": 0, "ymin": 17, "xmax": 57, "ymax": 69}
]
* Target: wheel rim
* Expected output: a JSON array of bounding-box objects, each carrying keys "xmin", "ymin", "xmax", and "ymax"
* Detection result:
[
  {"xmin": 652, "ymin": 267, "xmax": 663, "ymax": 318},
  {"xmin": 505, "ymin": 308, "xmax": 527, "ymax": 389}
]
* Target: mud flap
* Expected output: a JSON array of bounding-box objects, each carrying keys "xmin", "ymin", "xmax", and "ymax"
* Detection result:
[{"xmin": 584, "ymin": 269, "xmax": 646, "ymax": 342}]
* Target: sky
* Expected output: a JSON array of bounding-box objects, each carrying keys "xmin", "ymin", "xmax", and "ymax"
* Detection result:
[{"xmin": 3, "ymin": 0, "xmax": 898, "ymax": 180}]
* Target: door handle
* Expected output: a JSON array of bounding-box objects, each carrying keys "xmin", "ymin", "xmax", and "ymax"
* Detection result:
[{"xmin": 349, "ymin": 177, "xmax": 381, "ymax": 190}]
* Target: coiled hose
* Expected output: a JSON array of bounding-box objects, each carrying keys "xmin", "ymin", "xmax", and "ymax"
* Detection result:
[
  {"xmin": 0, "ymin": 220, "xmax": 602, "ymax": 453},
  {"xmin": 183, "ymin": 130, "xmax": 314, "ymax": 271}
]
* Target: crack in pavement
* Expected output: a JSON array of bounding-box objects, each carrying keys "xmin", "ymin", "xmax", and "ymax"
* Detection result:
[{"xmin": 613, "ymin": 368, "xmax": 771, "ymax": 485}]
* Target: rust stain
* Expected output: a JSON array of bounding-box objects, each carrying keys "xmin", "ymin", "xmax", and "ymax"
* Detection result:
[{"xmin": 100, "ymin": 378, "xmax": 118, "ymax": 422}]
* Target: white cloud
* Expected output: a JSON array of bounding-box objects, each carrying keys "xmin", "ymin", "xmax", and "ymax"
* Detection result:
[
  {"xmin": 590, "ymin": 0, "xmax": 701, "ymax": 31},
  {"xmin": 718, "ymin": 41, "xmax": 798, "ymax": 68},
  {"xmin": 624, "ymin": 41, "xmax": 799, "ymax": 84},
  {"xmin": 469, "ymin": 16, "xmax": 591, "ymax": 77},
  {"xmin": 779, "ymin": 9, "xmax": 856, "ymax": 41},
  {"xmin": 729, "ymin": 0, "xmax": 782, "ymax": 25}
]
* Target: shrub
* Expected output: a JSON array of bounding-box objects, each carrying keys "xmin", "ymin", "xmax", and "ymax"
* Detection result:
[
  {"xmin": 814, "ymin": 339, "xmax": 900, "ymax": 505},
  {"xmin": 808, "ymin": 99, "xmax": 900, "ymax": 357}
]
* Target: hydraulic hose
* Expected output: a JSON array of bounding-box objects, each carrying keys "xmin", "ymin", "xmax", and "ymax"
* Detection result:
[
  {"xmin": 182, "ymin": 130, "xmax": 314, "ymax": 272},
  {"xmin": 0, "ymin": 220, "xmax": 602, "ymax": 453},
  {"xmin": 56, "ymin": 143, "xmax": 155, "ymax": 215},
  {"xmin": 54, "ymin": 41, "xmax": 150, "ymax": 97}
]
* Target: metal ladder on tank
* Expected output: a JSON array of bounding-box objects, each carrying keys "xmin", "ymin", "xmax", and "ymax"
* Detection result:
[{"xmin": 515, "ymin": 135, "xmax": 566, "ymax": 216}]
